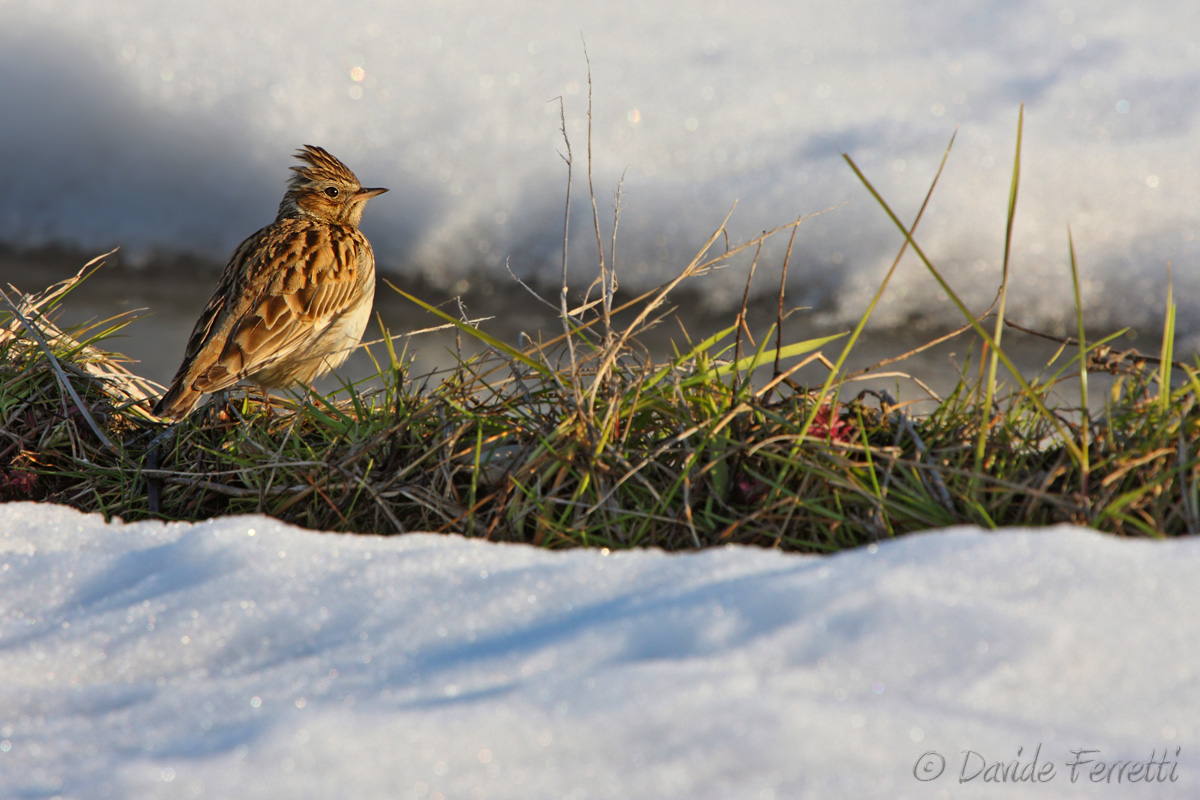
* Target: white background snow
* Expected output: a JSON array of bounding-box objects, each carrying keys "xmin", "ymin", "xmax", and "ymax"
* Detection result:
[
  {"xmin": 1, "ymin": 503, "xmax": 1195, "ymax": 798},
  {"xmin": 2, "ymin": 0, "xmax": 1200, "ymax": 339}
]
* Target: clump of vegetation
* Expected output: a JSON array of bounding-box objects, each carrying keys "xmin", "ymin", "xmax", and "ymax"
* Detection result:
[{"xmin": 2, "ymin": 109, "xmax": 1196, "ymax": 550}]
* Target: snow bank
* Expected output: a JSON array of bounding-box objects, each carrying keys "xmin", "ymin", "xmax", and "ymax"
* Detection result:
[
  {"xmin": 2, "ymin": 1, "xmax": 1199, "ymax": 336},
  {"xmin": 1, "ymin": 502, "xmax": 1194, "ymax": 798}
]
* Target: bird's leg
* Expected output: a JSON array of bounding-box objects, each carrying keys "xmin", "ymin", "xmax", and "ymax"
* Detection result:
[{"xmin": 258, "ymin": 386, "xmax": 274, "ymax": 417}]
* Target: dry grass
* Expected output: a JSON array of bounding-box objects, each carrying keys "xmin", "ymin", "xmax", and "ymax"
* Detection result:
[{"xmin": 1, "ymin": 249, "xmax": 1195, "ymax": 549}]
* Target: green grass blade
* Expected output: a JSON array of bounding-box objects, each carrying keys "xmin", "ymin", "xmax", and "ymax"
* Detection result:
[
  {"xmin": 842, "ymin": 151, "xmax": 1084, "ymax": 467},
  {"xmin": 1067, "ymin": 228, "xmax": 1089, "ymax": 475},
  {"xmin": 713, "ymin": 332, "xmax": 847, "ymax": 379},
  {"xmin": 388, "ymin": 282, "xmax": 551, "ymax": 376},
  {"xmin": 978, "ymin": 104, "xmax": 1023, "ymax": 469},
  {"xmin": 1159, "ymin": 265, "xmax": 1176, "ymax": 415}
]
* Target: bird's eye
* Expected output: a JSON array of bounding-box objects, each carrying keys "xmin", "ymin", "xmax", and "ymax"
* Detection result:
[{"xmin": 323, "ymin": 186, "xmax": 340, "ymax": 198}]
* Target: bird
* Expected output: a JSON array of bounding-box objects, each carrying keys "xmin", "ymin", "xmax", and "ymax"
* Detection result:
[{"xmin": 153, "ymin": 145, "xmax": 387, "ymax": 419}]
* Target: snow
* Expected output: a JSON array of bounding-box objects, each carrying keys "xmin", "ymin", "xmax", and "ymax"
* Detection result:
[
  {"xmin": 1, "ymin": 502, "xmax": 1195, "ymax": 798},
  {"xmin": 2, "ymin": 1, "xmax": 1200, "ymax": 339}
]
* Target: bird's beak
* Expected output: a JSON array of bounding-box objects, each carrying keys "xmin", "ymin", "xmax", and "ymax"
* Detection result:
[{"xmin": 357, "ymin": 187, "xmax": 388, "ymax": 199}]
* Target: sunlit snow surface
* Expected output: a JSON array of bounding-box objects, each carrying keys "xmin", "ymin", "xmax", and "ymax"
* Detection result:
[
  {"xmin": 1, "ymin": 502, "xmax": 1196, "ymax": 799},
  {"xmin": 3, "ymin": 1, "xmax": 1200, "ymax": 338}
]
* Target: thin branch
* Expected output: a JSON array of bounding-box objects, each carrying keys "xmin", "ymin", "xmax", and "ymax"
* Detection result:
[{"xmin": 581, "ymin": 37, "xmax": 612, "ymax": 344}]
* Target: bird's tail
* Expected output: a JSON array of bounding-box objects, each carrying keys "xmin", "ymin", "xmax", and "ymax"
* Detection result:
[{"xmin": 153, "ymin": 382, "xmax": 203, "ymax": 421}]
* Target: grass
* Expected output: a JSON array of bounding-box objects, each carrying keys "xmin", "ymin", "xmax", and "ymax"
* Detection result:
[{"xmin": 3, "ymin": 110, "xmax": 1198, "ymax": 551}]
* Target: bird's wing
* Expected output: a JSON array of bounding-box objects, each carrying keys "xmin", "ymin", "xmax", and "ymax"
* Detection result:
[{"xmin": 169, "ymin": 222, "xmax": 365, "ymax": 396}]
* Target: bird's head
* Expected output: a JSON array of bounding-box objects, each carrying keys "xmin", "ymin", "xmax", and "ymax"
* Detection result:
[{"xmin": 278, "ymin": 144, "xmax": 387, "ymax": 227}]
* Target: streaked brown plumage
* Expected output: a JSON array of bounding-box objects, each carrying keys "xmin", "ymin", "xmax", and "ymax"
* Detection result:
[{"xmin": 154, "ymin": 145, "xmax": 387, "ymax": 419}]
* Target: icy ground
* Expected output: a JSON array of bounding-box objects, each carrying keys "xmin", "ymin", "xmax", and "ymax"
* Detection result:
[
  {"xmin": 0, "ymin": 502, "xmax": 1195, "ymax": 799},
  {"xmin": 3, "ymin": 1, "xmax": 1200, "ymax": 338}
]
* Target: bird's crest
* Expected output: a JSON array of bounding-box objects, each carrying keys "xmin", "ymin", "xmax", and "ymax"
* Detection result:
[{"xmin": 288, "ymin": 145, "xmax": 361, "ymax": 190}]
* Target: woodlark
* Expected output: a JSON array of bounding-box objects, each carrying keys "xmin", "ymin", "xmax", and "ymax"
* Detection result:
[{"xmin": 154, "ymin": 145, "xmax": 387, "ymax": 419}]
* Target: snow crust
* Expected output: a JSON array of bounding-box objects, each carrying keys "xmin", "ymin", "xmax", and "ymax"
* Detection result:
[{"xmin": 1, "ymin": 503, "xmax": 1194, "ymax": 798}]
